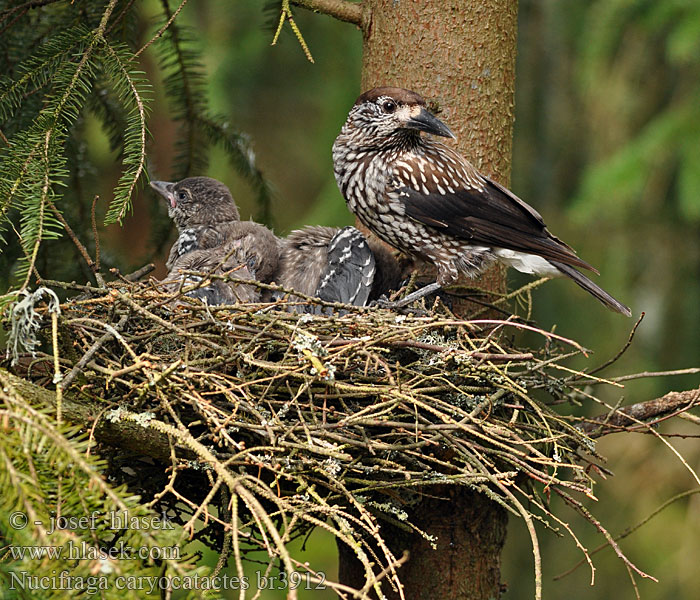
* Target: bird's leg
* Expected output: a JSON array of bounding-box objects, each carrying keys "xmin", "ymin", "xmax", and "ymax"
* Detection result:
[{"xmin": 373, "ymin": 281, "xmax": 443, "ymax": 309}]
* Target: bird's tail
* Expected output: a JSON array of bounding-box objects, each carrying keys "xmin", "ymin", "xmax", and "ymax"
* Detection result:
[{"xmin": 550, "ymin": 261, "xmax": 632, "ymax": 317}]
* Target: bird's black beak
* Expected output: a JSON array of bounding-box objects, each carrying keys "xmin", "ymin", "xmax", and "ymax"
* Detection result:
[
  {"xmin": 406, "ymin": 108, "xmax": 456, "ymax": 139},
  {"xmin": 150, "ymin": 180, "xmax": 176, "ymax": 208}
]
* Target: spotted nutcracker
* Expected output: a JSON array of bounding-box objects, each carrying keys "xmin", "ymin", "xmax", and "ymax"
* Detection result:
[
  {"xmin": 151, "ymin": 176, "xmax": 401, "ymax": 307},
  {"xmin": 151, "ymin": 177, "xmax": 279, "ymax": 304},
  {"xmin": 276, "ymin": 226, "xmax": 404, "ymax": 309},
  {"xmin": 164, "ymin": 222, "xmax": 280, "ymax": 304},
  {"xmin": 332, "ymin": 87, "xmax": 631, "ymax": 316}
]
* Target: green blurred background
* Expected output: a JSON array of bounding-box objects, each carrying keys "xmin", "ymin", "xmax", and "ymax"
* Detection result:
[{"xmin": 25, "ymin": 0, "xmax": 700, "ymax": 597}]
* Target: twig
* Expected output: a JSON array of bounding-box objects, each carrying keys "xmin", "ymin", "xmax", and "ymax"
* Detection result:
[
  {"xmin": 588, "ymin": 312, "xmax": 644, "ymax": 376},
  {"xmin": 123, "ymin": 263, "xmax": 156, "ymax": 282},
  {"xmin": 554, "ymin": 488, "xmax": 700, "ymax": 581},
  {"xmin": 553, "ymin": 486, "xmax": 658, "ymax": 582},
  {"xmin": 388, "ymin": 339, "xmax": 533, "ymax": 361},
  {"xmin": 273, "ymin": 1, "xmax": 315, "ymax": 63},
  {"xmin": 21, "ymin": 130, "xmax": 51, "ymax": 290},
  {"xmin": 59, "ymin": 315, "xmax": 129, "ymax": 391},
  {"xmin": 607, "ymin": 367, "xmax": 700, "ymax": 383},
  {"xmin": 90, "ymin": 195, "xmax": 101, "ymax": 272},
  {"xmin": 105, "ymin": 0, "xmax": 137, "ymax": 35},
  {"xmin": 134, "ymin": 0, "xmax": 188, "ymax": 58},
  {"xmin": 9, "ymin": 279, "xmax": 698, "ymax": 600},
  {"xmin": 46, "ymin": 197, "xmax": 106, "ymax": 288},
  {"xmin": 466, "ymin": 319, "xmax": 588, "ymax": 354},
  {"xmin": 0, "ymin": 0, "xmax": 61, "ymax": 27}
]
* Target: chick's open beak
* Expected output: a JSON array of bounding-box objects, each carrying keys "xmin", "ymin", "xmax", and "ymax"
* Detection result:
[{"xmin": 150, "ymin": 180, "xmax": 177, "ymax": 208}]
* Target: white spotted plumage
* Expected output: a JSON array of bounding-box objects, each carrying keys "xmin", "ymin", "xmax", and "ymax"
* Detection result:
[{"xmin": 331, "ymin": 86, "xmax": 631, "ymax": 315}]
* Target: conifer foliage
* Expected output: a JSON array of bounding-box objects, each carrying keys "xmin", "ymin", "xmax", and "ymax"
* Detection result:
[
  {"xmin": 0, "ymin": 2, "xmax": 273, "ymax": 596},
  {"xmin": 0, "ymin": 0, "xmax": 271, "ymax": 290}
]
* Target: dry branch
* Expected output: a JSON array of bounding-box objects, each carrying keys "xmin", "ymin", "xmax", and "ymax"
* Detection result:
[
  {"xmin": 583, "ymin": 387, "xmax": 700, "ymax": 437},
  {"xmin": 292, "ymin": 0, "xmax": 362, "ymax": 25}
]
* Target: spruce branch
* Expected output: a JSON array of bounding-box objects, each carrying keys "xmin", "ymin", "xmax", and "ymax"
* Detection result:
[
  {"xmin": 105, "ymin": 0, "xmax": 138, "ymax": 36},
  {"xmin": 134, "ymin": 0, "xmax": 188, "ymax": 58},
  {"xmin": 156, "ymin": 0, "xmax": 208, "ymax": 177},
  {"xmin": 21, "ymin": 130, "xmax": 51, "ymax": 290},
  {"xmin": 95, "ymin": 0, "xmax": 120, "ymax": 37},
  {"xmin": 0, "ymin": 370, "xmax": 199, "ymax": 586},
  {"xmin": 0, "ymin": 0, "xmax": 123, "ymax": 281},
  {"xmin": 149, "ymin": 2, "xmax": 274, "ymax": 219},
  {"xmin": 99, "ymin": 42, "xmax": 150, "ymax": 225},
  {"xmin": 0, "ymin": 29, "xmax": 81, "ymax": 124},
  {"xmin": 2, "ymin": 40, "xmax": 95, "ymax": 284},
  {"xmin": 197, "ymin": 115, "xmax": 275, "ymax": 226},
  {"xmin": 292, "ymin": 0, "xmax": 362, "ymax": 25}
]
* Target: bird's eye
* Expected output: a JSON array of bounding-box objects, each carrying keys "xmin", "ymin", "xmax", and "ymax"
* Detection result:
[
  {"xmin": 382, "ymin": 100, "xmax": 397, "ymax": 114},
  {"xmin": 177, "ymin": 191, "xmax": 187, "ymax": 201}
]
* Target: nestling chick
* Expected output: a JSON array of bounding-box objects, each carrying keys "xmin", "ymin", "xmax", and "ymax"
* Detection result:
[
  {"xmin": 152, "ymin": 176, "xmax": 403, "ymax": 308},
  {"xmin": 164, "ymin": 221, "xmax": 281, "ymax": 304},
  {"xmin": 276, "ymin": 226, "xmax": 404, "ymax": 310},
  {"xmin": 152, "ymin": 177, "xmax": 279, "ymax": 304}
]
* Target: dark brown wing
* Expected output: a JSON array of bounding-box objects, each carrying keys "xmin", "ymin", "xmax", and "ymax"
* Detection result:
[
  {"xmin": 398, "ymin": 176, "xmax": 597, "ymax": 273},
  {"xmin": 164, "ymin": 248, "xmax": 260, "ymax": 304},
  {"xmin": 196, "ymin": 225, "xmax": 227, "ymax": 250}
]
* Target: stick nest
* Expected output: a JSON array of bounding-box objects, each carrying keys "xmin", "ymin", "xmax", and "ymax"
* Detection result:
[{"xmin": 6, "ymin": 276, "xmax": 621, "ymax": 596}]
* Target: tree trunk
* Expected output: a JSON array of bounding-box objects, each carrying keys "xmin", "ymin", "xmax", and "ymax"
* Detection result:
[
  {"xmin": 337, "ymin": 487, "xmax": 507, "ymax": 600},
  {"xmin": 338, "ymin": 1, "xmax": 518, "ymax": 598},
  {"xmin": 359, "ymin": 0, "xmax": 517, "ymax": 305}
]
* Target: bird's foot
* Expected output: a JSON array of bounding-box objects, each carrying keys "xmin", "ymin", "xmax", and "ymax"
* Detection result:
[
  {"xmin": 369, "ymin": 295, "xmax": 390, "ymax": 309},
  {"xmin": 369, "ymin": 295, "xmax": 429, "ymax": 316},
  {"xmin": 370, "ymin": 282, "xmax": 444, "ymax": 314}
]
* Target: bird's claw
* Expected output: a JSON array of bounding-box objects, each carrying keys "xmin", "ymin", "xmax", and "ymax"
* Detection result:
[
  {"xmin": 369, "ymin": 295, "xmax": 429, "ymax": 316},
  {"xmin": 369, "ymin": 295, "xmax": 391, "ymax": 309}
]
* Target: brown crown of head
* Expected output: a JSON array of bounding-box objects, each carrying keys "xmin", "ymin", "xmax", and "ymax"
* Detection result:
[
  {"xmin": 342, "ymin": 87, "xmax": 455, "ymax": 142},
  {"xmin": 150, "ymin": 176, "xmax": 240, "ymax": 227},
  {"xmin": 354, "ymin": 87, "xmax": 427, "ymax": 107}
]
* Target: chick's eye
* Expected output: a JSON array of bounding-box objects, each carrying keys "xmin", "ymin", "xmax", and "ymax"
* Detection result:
[
  {"xmin": 382, "ymin": 100, "xmax": 397, "ymax": 114},
  {"xmin": 177, "ymin": 191, "xmax": 187, "ymax": 201}
]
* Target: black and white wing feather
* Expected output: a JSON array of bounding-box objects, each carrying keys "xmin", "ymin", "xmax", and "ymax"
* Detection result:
[{"xmin": 316, "ymin": 227, "xmax": 376, "ymax": 306}]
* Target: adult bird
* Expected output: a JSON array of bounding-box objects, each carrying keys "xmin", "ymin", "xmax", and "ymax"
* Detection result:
[{"xmin": 332, "ymin": 87, "xmax": 631, "ymax": 316}]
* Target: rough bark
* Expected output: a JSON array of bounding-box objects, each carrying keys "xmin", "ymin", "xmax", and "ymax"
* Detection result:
[
  {"xmin": 360, "ymin": 1, "xmax": 517, "ymax": 182},
  {"xmin": 338, "ymin": 487, "xmax": 507, "ymax": 600},
  {"xmin": 336, "ymin": 1, "xmax": 519, "ymax": 598},
  {"xmin": 358, "ymin": 0, "xmax": 518, "ymax": 309},
  {"xmin": 294, "ymin": 0, "xmax": 362, "ymax": 24},
  {"xmin": 582, "ymin": 387, "xmax": 700, "ymax": 437}
]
